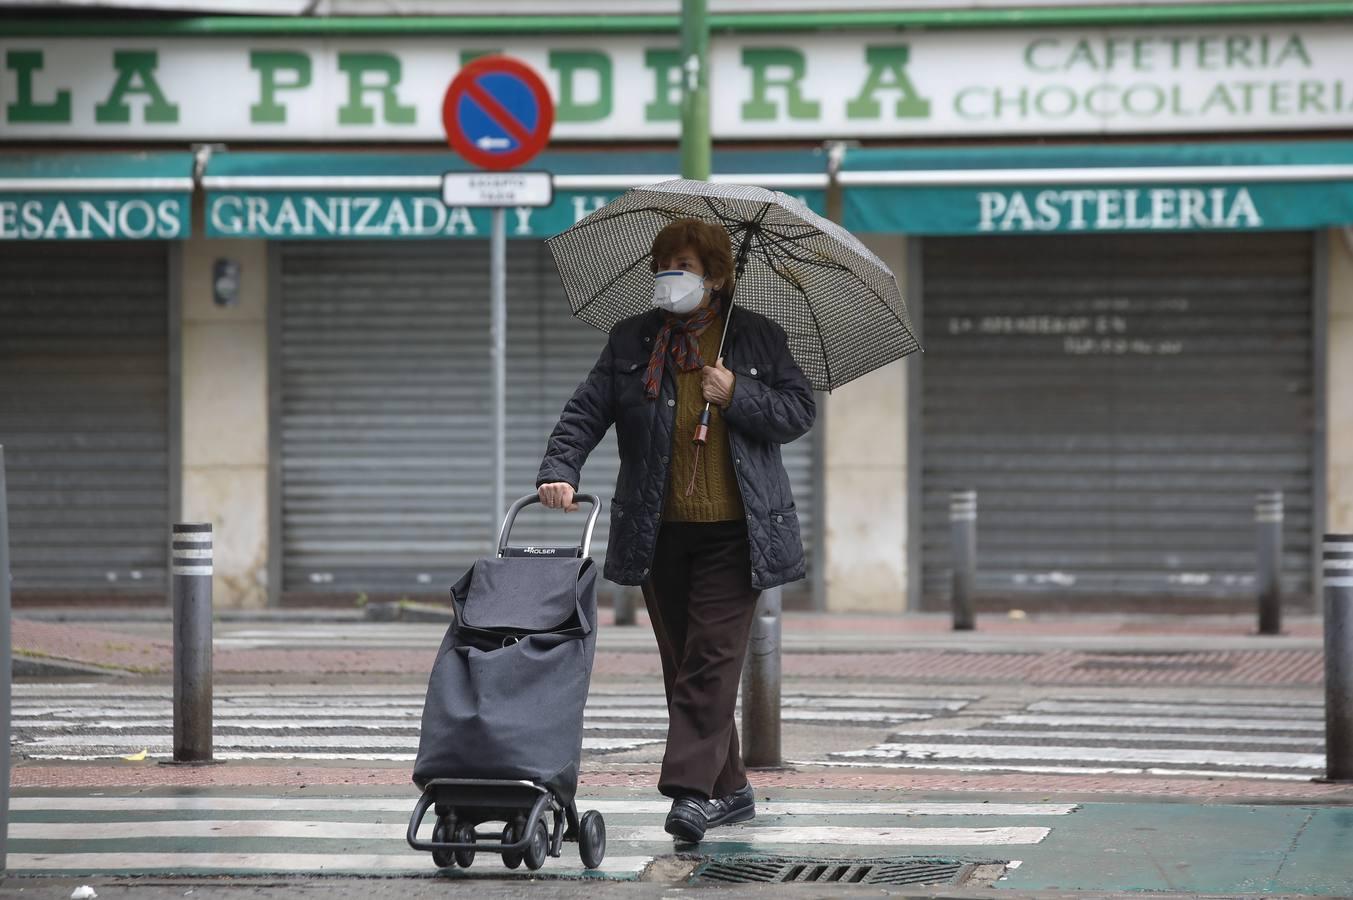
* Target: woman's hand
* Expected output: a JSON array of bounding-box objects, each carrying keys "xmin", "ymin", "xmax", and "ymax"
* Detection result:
[
  {"xmin": 538, "ymin": 482, "xmax": 579, "ymax": 512},
  {"xmin": 701, "ymin": 357, "xmax": 736, "ymax": 409}
]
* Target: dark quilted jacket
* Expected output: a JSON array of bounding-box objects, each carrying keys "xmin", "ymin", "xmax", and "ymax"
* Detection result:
[{"xmin": 537, "ymin": 307, "xmax": 815, "ymax": 591}]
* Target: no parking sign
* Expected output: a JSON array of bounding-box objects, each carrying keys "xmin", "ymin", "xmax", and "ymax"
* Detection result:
[{"xmin": 442, "ymin": 56, "xmax": 554, "ymax": 172}]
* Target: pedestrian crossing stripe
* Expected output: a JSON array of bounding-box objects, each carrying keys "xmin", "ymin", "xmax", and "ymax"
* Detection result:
[
  {"xmin": 832, "ymin": 742, "xmax": 1324, "ymax": 769},
  {"xmin": 11, "ymin": 797, "xmax": 1079, "ymax": 815},
  {"xmin": 7, "ymin": 820, "xmax": 1053, "ymax": 846},
  {"xmin": 9, "ymin": 687, "xmax": 972, "ymax": 763},
  {"xmin": 1002, "ymin": 714, "xmax": 1323, "ymax": 732},
  {"xmin": 804, "ymin": 760, "xmax": 1318, "ymax": 781},
  {"xmin": 5, "ymin": 794, "xmax": 1060, "ymax": 876},
  {"xmin": 1, "ymin": 852, "xmax": 653, "ymax": 876}
]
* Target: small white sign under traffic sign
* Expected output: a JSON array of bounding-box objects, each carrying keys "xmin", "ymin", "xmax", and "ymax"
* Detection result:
[{"xmin": 441, "ymin": 171, "xmax": 553, "ymax": 208}]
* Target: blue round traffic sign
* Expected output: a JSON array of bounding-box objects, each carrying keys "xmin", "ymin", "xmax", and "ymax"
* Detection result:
[{"xmin": 442, "ymin": 56, "xmax": 555, "ymax": 171}]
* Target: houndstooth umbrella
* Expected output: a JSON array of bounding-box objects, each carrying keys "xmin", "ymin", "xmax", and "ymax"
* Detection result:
[{"xmin": 545, "ymin": 179, "xmax": 919, "ymax": 392}]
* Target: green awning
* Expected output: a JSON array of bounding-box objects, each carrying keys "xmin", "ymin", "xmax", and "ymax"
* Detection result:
[
  {"xmin": 0, "ymin": 152, "xmax": 194, "ymax": 240},
  {"xmin": 203, "ymin": 149, "xmax": 828, "ymax": 239},
  {"xmin": 840, "ymin": 141, "xmax": 1353, "ymax": 235}
]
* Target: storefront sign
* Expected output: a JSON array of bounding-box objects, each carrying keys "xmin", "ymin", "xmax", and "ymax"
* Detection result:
[
  {"xmin": 4, "ymin": 25, "xmax": 1351, "ymax": 141},
  {"xmin": 845, "ymin": 180, "xmax": 1353, "ymax": 235},
  {"xmin": 0, "ymin": 194, "xmax": 187, "ymax": 239},
  {"xmin": 205, "ymin": 189, "xmax": 823, "ymax": 238}
]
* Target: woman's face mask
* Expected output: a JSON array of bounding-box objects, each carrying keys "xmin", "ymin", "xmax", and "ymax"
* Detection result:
[{"xmin": 652, "ymin": 269, "xmax": 708, "ymax": 315}]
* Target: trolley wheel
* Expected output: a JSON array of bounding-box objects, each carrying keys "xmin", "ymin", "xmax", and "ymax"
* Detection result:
[
  {"xmin": 524, "ymin": 819, "xmax": 549, "ymax": 871},
  {"xmin": 578, "ymin": 810, "xmax": 606, "ymax": 869},
  {"xmin": 501, "ymin": 822, "xmax": 523, "ymax": 869},
  {"xmin": 453, "ymin": 822, "xmax": 476, "ymax": 868},
  {"xmin": 430, "ymin": 816, "xmax": 455, "ymax": 869}
]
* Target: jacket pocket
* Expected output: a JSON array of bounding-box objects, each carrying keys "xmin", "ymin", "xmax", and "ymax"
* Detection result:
[
  {"xmin": 606, "ymin": 497, "xmax": 637, "ymax": 567},
  {"xmin": 763, "ymin": 503, "xmax": 804, "ymax": 575},
  {"xmin": 613, "ymin": 358, "xmax": 650, "ymax": 412}
]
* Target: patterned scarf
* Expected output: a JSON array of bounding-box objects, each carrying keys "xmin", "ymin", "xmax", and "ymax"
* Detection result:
[{"xmin": 642, "ymin": 296, "xmax": 722, "ymax": 401}]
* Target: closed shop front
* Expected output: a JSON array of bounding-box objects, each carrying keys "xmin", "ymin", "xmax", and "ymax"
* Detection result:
[
  {"xmin": 0, "ymin": 243, "xmax": 175, "ymax": 598},
  {"xmin": 916, "ymin": 230, "xmax": 1316, "ymax": 607},
  {"xmin": 839, "ymin": 141, "xmax": 1348, "ymax": 610},
  {"xmin": 0, "ymin": 153, "xmax": 191, "ymax": 601}
]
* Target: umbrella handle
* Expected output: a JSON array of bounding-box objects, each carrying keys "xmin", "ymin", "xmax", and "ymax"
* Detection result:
[
  {"xmin": 693, "ymin": 405, "xmax": 711, "ymax": 445},
  {"xmin": 691, "ymin": 300, "xmax": 732, "ymax": 446}
]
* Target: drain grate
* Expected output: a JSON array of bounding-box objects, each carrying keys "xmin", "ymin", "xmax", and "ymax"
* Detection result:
[{"xmin": 693, "ymin": 855, "xmax": 989, "ymax": 886}]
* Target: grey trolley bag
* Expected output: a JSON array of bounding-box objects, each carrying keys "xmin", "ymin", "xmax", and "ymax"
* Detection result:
[{"xmin": 406, "ymin": 493, "xmax": 607, "ymax": 871}]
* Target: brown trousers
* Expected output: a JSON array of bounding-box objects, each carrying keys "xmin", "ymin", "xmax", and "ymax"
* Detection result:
[{"xmin": 640, "ymin": 519, "xmax": 761, "ymax": 800}]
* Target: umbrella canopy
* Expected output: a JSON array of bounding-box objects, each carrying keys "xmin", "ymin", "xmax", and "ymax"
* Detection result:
[{"xmin": 545, "ymin": 179, "xmax": 920, "ymax": 392}]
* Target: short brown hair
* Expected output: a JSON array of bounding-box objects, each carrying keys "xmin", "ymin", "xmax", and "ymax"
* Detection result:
[{"xmin": 649, "ymin": 218, "xmax": 735, "ymax": 303}]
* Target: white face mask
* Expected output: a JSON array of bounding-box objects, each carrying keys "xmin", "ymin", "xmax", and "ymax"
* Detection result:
[{"xmin": 652, "ymin": 269, "xmax": 708, "ymax": 315}]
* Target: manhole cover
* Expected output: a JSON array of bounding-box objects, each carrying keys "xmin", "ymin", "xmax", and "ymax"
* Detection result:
[{"xmin": 693, "ymin": 855, "xmax": 994, "ymax": 886}]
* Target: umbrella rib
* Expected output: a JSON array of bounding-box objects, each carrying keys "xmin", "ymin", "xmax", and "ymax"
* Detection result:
[
  {"xmin": 574, "ymin": 251, "xmax": 656, "ymax": 319},
  {"xmin": 753, "ymin": 229, "xmax": 919, "ymax": 358},
  {"xmin": 753, "ymin": 228, "xmax": 898, "ymax": 312},
  {"xmin": 763, "ymin": 252, "xmax": 834, "ymax": 391}
]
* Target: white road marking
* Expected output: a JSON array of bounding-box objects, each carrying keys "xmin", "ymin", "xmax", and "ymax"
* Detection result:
[
  {"xmin": 1000, "ymin": 714, "xmax": 1323, "ymax": 732},
  {"xmin": 10, "ymin": 817, "xmax": 1060, "ymax": 844},
  {"xmin": 29, "ymin": 752, "xmax": 424, "ymax": 762},
  {"xmin": 805, "ymin": 760, "xmax": 1317, "ymax": 780},
  {"xmin": 895, "ymin": 728, "xmax": 1321, "ymax": 747},
  {"xmin": 834, "ymin": 742, "xmax": 1324, "ymax": 769},
  {"xmin": 11, "ymin": 797, "xmax": 1078, "ymax": 816},
  {"xmin": 611, "ymin": 825, "xmax": 1051, "ymax": 846},
  {"xmin": 5, "ymin": 852, "xmax": 652, "ymax": 874},
  {"xmin": 21, "ymin": 735, "xmax": 661, "ymax": 761},
  {"xmin": 1028, "ymin": 700, "xmax": 1322, "ymax": 719},
  {"xmin": 12, "ymin": 719, "xmax": 426, "ymax": 731}
]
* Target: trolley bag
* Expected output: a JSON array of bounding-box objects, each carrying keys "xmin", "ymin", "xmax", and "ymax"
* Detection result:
[{"xmin": 412, "ymin": 553, "xmax": 598, "ymax": 804}]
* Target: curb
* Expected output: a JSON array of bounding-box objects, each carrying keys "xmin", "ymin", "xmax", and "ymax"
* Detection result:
[
  {"xmin": 363, "ymin": 601, "xmax": 453, "ymax": 623},
  {"xmin": 12, "ymin": 654, "xmax": 133, "ymax": 679}
]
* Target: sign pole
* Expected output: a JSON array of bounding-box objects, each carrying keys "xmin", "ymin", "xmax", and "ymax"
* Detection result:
[
  {"xmin": 680, "ymin": 0, "xmax": 711, "ymax": 181},
  {"xmin": 441, "ymin": 57, "xmax": 555, "ymax": 538},
  {"xmin": 0, "ymin": 446, "xmax": 10, "ymax": 872},
  {"xmin": 491, "ymin": 206, "xmax": 507, "ymax": 533}
]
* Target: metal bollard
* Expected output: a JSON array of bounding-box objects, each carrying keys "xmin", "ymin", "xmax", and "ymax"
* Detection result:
[
  {"xmin": 741, "ymin": 585, "xmax": 782, "ymax": 768},
  {"xmin": 167, "ymin": 523, "xmax": 215, "ymax": 765},
  {"xmin": 613, "ymin": 588, "xmax": 636, "ymax": 627},
  {"xmin": 950, "ymin": 490, "xmax": 977, "ymax": 631},
  {"xmin": 1256, "ymin": 490, "xmax": 1284, "ymax": 635},
  {"xmin": 1, "ymin": 446, "xmax": 11, "ymax": 871},
  {"xmin": 1324, "ymin": 534, "xmax": 1353, "ymax": 783}
]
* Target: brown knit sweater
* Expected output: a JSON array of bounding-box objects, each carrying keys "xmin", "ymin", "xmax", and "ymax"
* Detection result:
[{"xmin": 664, "ymin": 318, "xmax": 745, "ymax": 522}]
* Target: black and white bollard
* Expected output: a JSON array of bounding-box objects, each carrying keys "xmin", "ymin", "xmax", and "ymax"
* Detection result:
[
  {"xmin": 1256, "ymin": 491, "xmax": 1284, "ymax": 636},
  {"xmin": 0, "ymin": 446, "xmax": 12, "ymax": 871},
  {"xmin": 1324, "ymin": 533, "xmax": 1353, "ymax": 783},
  {"xmin": 168, "ymin": 523, "xmax": 215, "ymax": 765},
  {"xmin": 950, "ymin": 489, "xmax": 977, "ymax": 631},
  {"xmin": 741, "ymin": 585, "xmax": 782, "ymax": 767}
]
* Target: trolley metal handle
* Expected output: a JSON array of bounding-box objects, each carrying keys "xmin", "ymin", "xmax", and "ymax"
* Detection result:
[{"xmin": 497, "ymin": 492, "xmax": 602, "ymax": 560}]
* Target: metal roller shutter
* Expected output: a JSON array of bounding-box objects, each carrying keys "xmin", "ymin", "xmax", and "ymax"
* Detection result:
[
  {"xmin": 278, "ymin": 241, "xmax": 815, "ymax": 598},
  {"xmin": 919, "ymin": 231, "xmax": 1314, "ymax": 607},
  {"xmin": 0, "ymin": 243, "xmax": 171, "ymax": 597}
]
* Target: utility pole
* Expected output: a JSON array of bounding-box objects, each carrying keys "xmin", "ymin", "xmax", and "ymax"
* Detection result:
[{"xmin": 680, "ymin": 0, "xmax": 710, "ymax": 181}]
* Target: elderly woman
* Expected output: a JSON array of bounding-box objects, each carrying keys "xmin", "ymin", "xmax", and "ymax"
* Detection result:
[{"xmin": 537, "ymin": 217, "xmax": 815, "ymax": 843}]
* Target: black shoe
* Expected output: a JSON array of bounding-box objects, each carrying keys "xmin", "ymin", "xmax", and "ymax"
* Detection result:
[
  {"xmin": 706, "ymin": 783, "xmax": 756, "ymax": 829},
  {"xmin": 664, "ymin": 795, "xmax": 709, "ymax": 842}
]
